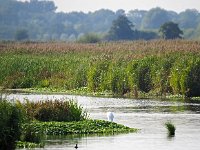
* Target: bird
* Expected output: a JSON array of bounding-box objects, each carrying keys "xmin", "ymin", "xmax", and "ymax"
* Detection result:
[
  {"xmin": 107, "ymin": 111, "xmax": 114, "ymax": 122},
  {"xmin": 74, "ymin": 144, "xmax": 78, "ymax": 149}
]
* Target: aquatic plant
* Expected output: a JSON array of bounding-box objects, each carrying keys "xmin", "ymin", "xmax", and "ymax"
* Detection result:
[
  {"xmin": 165, "ymin": 121, "xmax": 176, "ymax": 136},
  {"xmin": 22, "ymin": 120, "xmax": 137, "ymax": 135},
  {"xmin": 16, "ymin": 141, "xmax": 44, "ymax": 148}
]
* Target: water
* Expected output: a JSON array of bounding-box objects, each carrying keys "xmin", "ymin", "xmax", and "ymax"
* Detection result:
[{"xmin": 4, "ymin": 94, "xmax": 200, "ymax": 150}]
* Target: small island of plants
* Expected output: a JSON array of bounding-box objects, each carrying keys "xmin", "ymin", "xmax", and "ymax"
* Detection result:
[{"xmin": 0, "ymin": 97, "xmax": 137, "ymax": 149}]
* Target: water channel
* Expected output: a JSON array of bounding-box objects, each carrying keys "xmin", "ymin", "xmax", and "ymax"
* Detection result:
[{"xmin": 4, "ymin": 93, "xmax": 200, "ymax": 150}]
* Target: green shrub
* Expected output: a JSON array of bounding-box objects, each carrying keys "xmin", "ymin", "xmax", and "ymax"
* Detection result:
[{"xmin": 0, "ymin": 99, "xmax": 24, "ymax": 150}]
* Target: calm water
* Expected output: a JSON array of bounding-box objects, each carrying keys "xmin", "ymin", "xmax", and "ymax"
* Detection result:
[{"xmin": 5, "ymin": 94, "xmax": 200, "ymax": 150}]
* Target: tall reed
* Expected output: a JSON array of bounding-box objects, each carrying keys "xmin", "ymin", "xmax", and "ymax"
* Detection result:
[{"xmin": 1, "ymin": 40, "xmax": 200, "ymax": 97}]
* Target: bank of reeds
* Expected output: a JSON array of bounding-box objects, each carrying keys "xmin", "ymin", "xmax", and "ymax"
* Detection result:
[
  {"xmin": 16, "ymin": 99, "xmax": 88, "ymax": 122},
  {"xmin": 0, "ymin": 40, "xmax": 200, "ymax": 97}
]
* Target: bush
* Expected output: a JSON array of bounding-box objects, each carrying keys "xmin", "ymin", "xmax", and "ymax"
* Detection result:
[{"xmin": 0, "ymin": 99, "xmax": 24, "ymax": 150}]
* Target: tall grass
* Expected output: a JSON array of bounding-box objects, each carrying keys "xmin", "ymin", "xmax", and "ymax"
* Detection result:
[
  {"xmin": 16, "ymin": 99, "xmax": 88, "ymax": 122},
  {"xmin": 0, "ymin": 40, "xmax": 200, "ymax": 97}
]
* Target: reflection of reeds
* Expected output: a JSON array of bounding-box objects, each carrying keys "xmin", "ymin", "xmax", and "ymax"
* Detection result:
[
  {"xmin": 0, "ymin": 40, "xmax": 200, "ymax": 97},
  {"xmin": 165, "ymin": 122, "xmax": 176, "ymax": 136}
]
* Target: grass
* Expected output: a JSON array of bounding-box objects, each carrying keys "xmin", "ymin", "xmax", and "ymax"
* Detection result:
[
  {"xmin": 1, "ymin": 40, "xmax": 200, "ymax": 98},
  {"xmin": 165, "ymin": 122, "xmax": 176, "ymax": 136}
]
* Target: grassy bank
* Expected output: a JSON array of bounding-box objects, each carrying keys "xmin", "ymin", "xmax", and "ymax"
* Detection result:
[{"xmin": 0, "ymin": 40, "xmax": 200, "ymax": 98}]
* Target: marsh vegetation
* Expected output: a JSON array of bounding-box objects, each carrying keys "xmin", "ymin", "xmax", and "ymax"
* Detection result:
[
  {"xmin": 0, "ymin": 40, "xmax": 200, "ymax": 98},
  {"xmin": 0, "ymin": 96, "xmax": 136, "ymax": 149}
]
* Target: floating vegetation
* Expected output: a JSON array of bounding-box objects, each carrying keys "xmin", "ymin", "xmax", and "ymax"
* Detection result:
[
  {"xmin": 22, "ymin": 120, "xmax": 138, "ymax": 135},
  {"xmin": 16, "ymin": 141, "xmax": 44, "ymax": 148}
]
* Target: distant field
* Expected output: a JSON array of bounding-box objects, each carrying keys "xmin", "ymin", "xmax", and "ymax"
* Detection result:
[{"xmin": 0, "ymin": 40, "xmax": 200, "ymax": 97}]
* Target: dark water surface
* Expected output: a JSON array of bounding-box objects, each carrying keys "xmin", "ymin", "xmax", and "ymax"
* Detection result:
[{"xmin": 5, "ymin": 94, "xmax": 200, "ymax": 150}]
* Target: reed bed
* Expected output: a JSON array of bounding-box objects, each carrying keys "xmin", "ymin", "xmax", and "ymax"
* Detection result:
[{"xmin": 0, "ymin": 40, "xmax": 200, "ymax": 97}]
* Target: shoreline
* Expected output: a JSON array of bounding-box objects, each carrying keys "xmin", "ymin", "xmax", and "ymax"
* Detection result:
[{"xmin": 2, "ymin": 88, "xmax": 200, "ymax": 101}]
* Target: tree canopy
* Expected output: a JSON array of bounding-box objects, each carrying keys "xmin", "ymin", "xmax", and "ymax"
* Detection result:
[
  {"xmin": 0, "ymin": 0, "xmax": 200, "ymax": 41},
  {"xmin": 106, "ymin": 15, "xmax": 135, "ymax": 40},
  {"xmin": 159, "ymin": 21, "xmax": 183, "ymax": 39}
]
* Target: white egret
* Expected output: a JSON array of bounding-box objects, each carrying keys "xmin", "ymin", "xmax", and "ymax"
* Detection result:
[{"xmin": 107, "ymin": 111, "xmax": 114, "ymax": 122}]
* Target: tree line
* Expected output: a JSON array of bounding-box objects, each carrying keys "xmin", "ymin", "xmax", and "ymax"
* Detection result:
[{"xmin": 0, "ymin": 0, "xmax": 200, "ymax": 41}]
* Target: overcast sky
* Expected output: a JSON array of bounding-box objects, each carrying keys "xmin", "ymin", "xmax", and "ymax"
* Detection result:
[{"xmin": 50, "ymin": 0, "xmax": 200, "ymax": 13}]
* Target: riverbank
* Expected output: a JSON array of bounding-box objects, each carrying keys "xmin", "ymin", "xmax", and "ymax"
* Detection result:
[{"xmin": 3, "ymin": 87, "xmax": 200, "ymax": 101}]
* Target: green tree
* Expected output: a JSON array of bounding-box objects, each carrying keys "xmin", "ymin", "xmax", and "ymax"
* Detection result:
[
  {"xmin": 159, "ymin": 21, "xmax": 183, "ymax": 39},
  {"xmin": 106, "ymin": 15, "xmax": 135, "ymax": 40},
  {"xmin": 15, "ymin": 29, "xmax": 29, "ymax": 41}
]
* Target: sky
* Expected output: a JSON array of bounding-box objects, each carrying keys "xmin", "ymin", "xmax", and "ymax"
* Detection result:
[{"xmin": 20, "ymin": 0, "xmax": 200, "ymax": 13}]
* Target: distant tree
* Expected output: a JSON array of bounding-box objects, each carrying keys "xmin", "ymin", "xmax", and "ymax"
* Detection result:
[
  {"xmin": 15, "ymin": 29, "xmax": 29, "ymax": 41},
  {"xmin": 116, "ymin": 9, "xmax": 125, "ymax": 16},
  {"xmin": 178, "ymin": 9, "xmax": 199, "ymax": 29},
  {"xmin": 127, "ymin": 9, "xmax": 147, "ymax": 29},
  {"xmin": 159, "ymin": 22, "xmax": 183, "ymax": 39},
  {"xmin": 141, "ymin": 7, "xmax": 172, "ymax": 29},
  {"xmin": 106, "ymin": 15, "xmax": 135, "ymax": 40}
]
